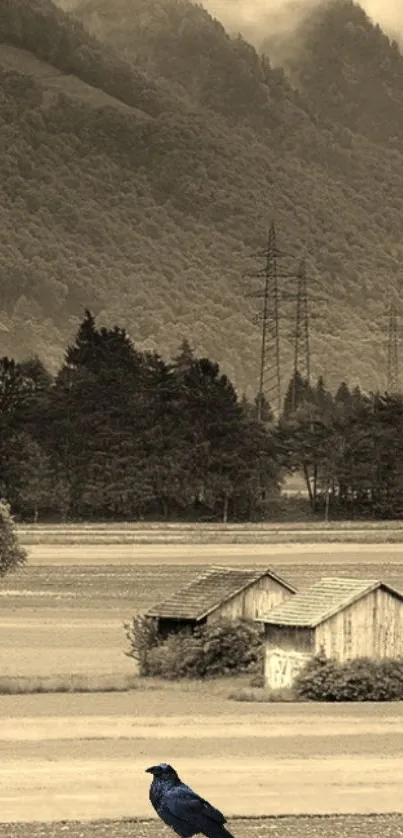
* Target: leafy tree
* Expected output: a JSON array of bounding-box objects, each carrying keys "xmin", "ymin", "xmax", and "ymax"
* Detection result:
[
  {"xmin": 0, "ymin": 357, "xmax": 38, "ymax": 498},
  {"xmin": 232, "ymin": 416, "xmax": 281, "ymax": 520},
  {"xmin": 171, "ymin": 356, "xmax": 241, "ymax": 520},
  {"xmin": 0, "ymin": 500, "xmax": 27, "ymax": 575},
  {"xmin": 5, "ymin": 432, "xmax": 69, "ymax": 522},
  {"xmin": 278, "ymin": 402, "xmax": 329, "ymax": 512}
]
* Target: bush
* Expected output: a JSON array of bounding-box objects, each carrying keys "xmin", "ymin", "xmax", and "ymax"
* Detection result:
[
  {"xmin": 125, "ymin": 616, "xmax": 264, "ymax": 679},
  {"xmin": 197, "ymin": 619, "xmax": 264, "ymax": 678},
  {"xmin": 293, "ymin": 649, "xmax": 343, "ymax": 701},
  {"xmin": 147, "ymin": 630, "xmax": 203, "ymax": 679},
  {"xmin": 0, "ymin": 500, "xmax": 27, "ymax": 576},
  {"xmin": 124, "ymin": 614, "xmax": 161, "ymax": 676},
  {"xmin": 294, "ymin": 650, "xmax": 403, "ymax": 701}
]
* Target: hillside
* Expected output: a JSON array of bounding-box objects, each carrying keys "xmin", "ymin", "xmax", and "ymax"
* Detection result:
[
  {"xmin": 1, "ymin": 0, "xmax": 403, "ymax": 397},
  {"xmin": 282, "ymin": 0, "xmax": 403, "ymax": 149},
  {"xmin": 0, "ymin": 43, "xmax": 148, "ymax": 116}
]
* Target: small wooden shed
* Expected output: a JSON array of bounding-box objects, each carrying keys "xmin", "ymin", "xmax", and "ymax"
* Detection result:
[
  {"xmin": 259, "ymin": 576, "xmax": 403, "ymax": 690},
  {"xmin": 146, "ymin": 565, "xmax": 297, "ymax": 638}
]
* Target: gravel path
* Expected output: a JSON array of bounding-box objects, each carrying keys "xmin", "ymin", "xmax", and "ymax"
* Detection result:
[{"xmin": 1, "ymin": 817, "xmax": 403, "ymax": 838}]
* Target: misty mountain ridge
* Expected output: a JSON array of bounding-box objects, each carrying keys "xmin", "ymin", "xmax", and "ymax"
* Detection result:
[
  {"xmin": 59, "ymin": 0, "xmax": 403, "ymax": 49},
  {"xmin": 74, "ymin": 0, "xmax": 403, "ymax": 148},
  {"xmin": 281, "ymin": 0, "xmax": 403, "ymax": 147},
  {"xmin": 1, "ymin": 0, "xmax": 403, "ymax": 398}
]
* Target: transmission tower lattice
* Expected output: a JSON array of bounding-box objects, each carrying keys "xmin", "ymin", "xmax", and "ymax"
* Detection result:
[
  {"xmin": 251, "ymin": 222, "xmax": 289, "ymax": 419},
  {"xmin": 292, "ymin": 257, "xmax": 311, "ymax": 408},
  {"xmin": 387, "ymin": 302, "xmax": 399, "ymax": 393}
]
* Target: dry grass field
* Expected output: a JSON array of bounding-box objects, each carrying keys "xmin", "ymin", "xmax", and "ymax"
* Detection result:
[
  {"xmin": 1, "ymin": 538, "xmax": 403, "ymax": 825},
  {"xmin": 16, "ymin": 521, "xmax": 403, "ymax": 545}
]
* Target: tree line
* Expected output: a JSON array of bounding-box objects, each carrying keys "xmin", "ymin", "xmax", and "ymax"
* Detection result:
[
  {"xmin": 1, "ymin": 310, "xmax": 402, "ymax": 523},
  {"xmin": 280, "ymin": 370, "xmax": 403, "ymax": 519},
  {"xmin": 0, "ymin": 311, "xmax": 279, "ymax": 522}
]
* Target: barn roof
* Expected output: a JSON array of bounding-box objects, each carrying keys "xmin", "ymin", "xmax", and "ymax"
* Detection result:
[
  {"xmin": 258, "ymin": 576, "xmax": 403, "ymax": 628},
  {"xmin": 145, "ymin": 565, "xmax": 296, "ymax": 621}
]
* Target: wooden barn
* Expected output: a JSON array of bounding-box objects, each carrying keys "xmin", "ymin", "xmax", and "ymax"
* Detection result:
[
  {"xmin": 259, "ymin": 576, "xmax": 403, "ymax": 690},
  {"xmin": 145, "ymin": 565, "xmax": 296, "ymax": 638}
]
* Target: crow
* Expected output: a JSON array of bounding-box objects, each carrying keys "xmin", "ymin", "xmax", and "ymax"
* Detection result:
[{"xmin": 145, "ymin": 763, "xmax": 235, "ymax": 838}]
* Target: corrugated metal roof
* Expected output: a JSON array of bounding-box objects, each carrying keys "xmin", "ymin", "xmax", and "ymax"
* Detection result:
[
  {"xmin": 258, "ymin": 576, "xmax": 403, "ymax": 628},
  {"xmin": 145, "ymin": 565, "xmax": 296, "ymax": 621}
]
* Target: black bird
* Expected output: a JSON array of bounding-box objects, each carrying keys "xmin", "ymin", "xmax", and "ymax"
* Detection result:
[{"xmin": 145, "ymin": 763, "xmax": 235, "ymax": 838}]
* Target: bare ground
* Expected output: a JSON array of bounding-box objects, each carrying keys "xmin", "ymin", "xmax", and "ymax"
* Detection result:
[
  {"xmin": 0, "ymin": 612, "xmax": 133, "ymax": 677},
  {"xmin": 1, "ymin": 749, "xmax": 403, "ymax": 820},
  {"xmin": 1, "ymin": 816, "xmax": 403, "ymax": 838},
  {"xmin": 22, "ymin": 542, "xmax": 403, "ymax": 565},
  {"xmin": 0, "ymin": 694, "xmax": 403, "ymax": 820}
]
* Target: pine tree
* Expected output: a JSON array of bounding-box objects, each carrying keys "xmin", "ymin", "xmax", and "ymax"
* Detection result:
[
  {"xmin": 172, "ymin": 338, "xmax": 194, "ymax": 372},
  {"xmin": 65, "ymin": 309, "xmax": 99, "ymax": 370},
  {"xmin": 50, "ymin": 311, "xmax": 154, "ymax": 518},
  {"xmin": 254, "ymin": 392, "xmax": 273, "ymax": 423},
  {"xmin": 314, "ymin": 375, "xmax": 334, "ymax": 420},
  {"xmin": 335, "ymin": 381, "xmax": 351, "ymax": 405},
  {"xmin": 282, "ymin": 370, "xmax": 311, "ymax": 416}
]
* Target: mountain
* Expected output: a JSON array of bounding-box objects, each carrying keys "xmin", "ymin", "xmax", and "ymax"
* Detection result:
[
  {"xmin": 1, "ymin": 0, "xmax": 403, "ymax": 398},
  {"xmin": 280, "ymin": 0, "xmax": 403, "ymax": 148}
]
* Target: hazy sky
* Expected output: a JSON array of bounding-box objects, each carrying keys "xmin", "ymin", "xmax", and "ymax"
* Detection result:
[{"xmin": 202, "ymin": 0, "xmax": 402, "ymax": 46}]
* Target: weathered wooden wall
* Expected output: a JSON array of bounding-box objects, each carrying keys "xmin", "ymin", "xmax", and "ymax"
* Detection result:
[
  {"xmin": 314, "ymin": 588, "xmax": 403, "ymax": 661},
  {"xmin": 263, "ymin": 626, "xmax": 314, "ymax": 688},
  {"xmin": 207, "ymin": 575, "xmax": 293, "ymax": 624},
  {"xmin": 264, "ymin": 647, "xmax": 311, "ymax": 690}
]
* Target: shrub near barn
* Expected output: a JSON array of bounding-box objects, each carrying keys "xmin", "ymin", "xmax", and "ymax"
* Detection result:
[
  {"xmin": 124, "ymin": 611, "xmax": 403, "ymax": 694},
  {"xmin": 125, "ymin": 616, "xmax": 264, "ymax": 679},
  {"xmin": 294, "ymin": 651, "xmax": 403, "ymax": 701}
]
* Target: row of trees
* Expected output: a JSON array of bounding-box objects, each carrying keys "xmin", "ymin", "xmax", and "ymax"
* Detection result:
[
  {"xmin": 2, "ymin": 310, "xmax": 403, "ymax": 522},
  {"xmin": 0, "ymin": 311, "xmax": 280, "ymax": 522},
  {"xmin": 280, "ymin": 370, "xmax": 403, "ymax": 518}
]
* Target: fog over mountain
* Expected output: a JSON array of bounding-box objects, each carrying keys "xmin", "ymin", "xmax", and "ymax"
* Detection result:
[
  {"xmin": 57, "ymin": 0, "xmax": 402, "ymax": 50},
  {"xmin": 202, "ymin": 0, "xmax": 402, "ymax": 47}
]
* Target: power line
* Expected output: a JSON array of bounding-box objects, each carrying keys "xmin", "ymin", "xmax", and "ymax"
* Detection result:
[
  {"xmin": 387, "ymin": 301, "xmax": 399, "ymax": 393},
  {"xmin": 247, "ymin": 222, "xmax": 292, "ymax": 419},
  {"xmin": 280, "ymin": 258, "xmax": 324, "ymax": 408},
  {"xmin": 292, "ymin": 257, "xmax": 311, "ymax": 408}
]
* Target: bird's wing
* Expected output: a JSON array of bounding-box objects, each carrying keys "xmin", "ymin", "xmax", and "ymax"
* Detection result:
[{"xmin": 166, "ymin": 785, "xmax": 226, "ymax": 826}]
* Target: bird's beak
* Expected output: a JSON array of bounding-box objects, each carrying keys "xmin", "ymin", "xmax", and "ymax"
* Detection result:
[{"xmin": 145, "ymin": 766, "xmax": 155, "ymax": 774}]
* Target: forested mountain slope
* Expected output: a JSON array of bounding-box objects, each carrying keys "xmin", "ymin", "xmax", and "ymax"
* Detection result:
[
  {"xmin": 1, "ymin": 0, "xmax": 402, "ymax": 396},
  {"xmin": 281, "ymin": 0, "xmax": 403, "ymax": 149}
]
